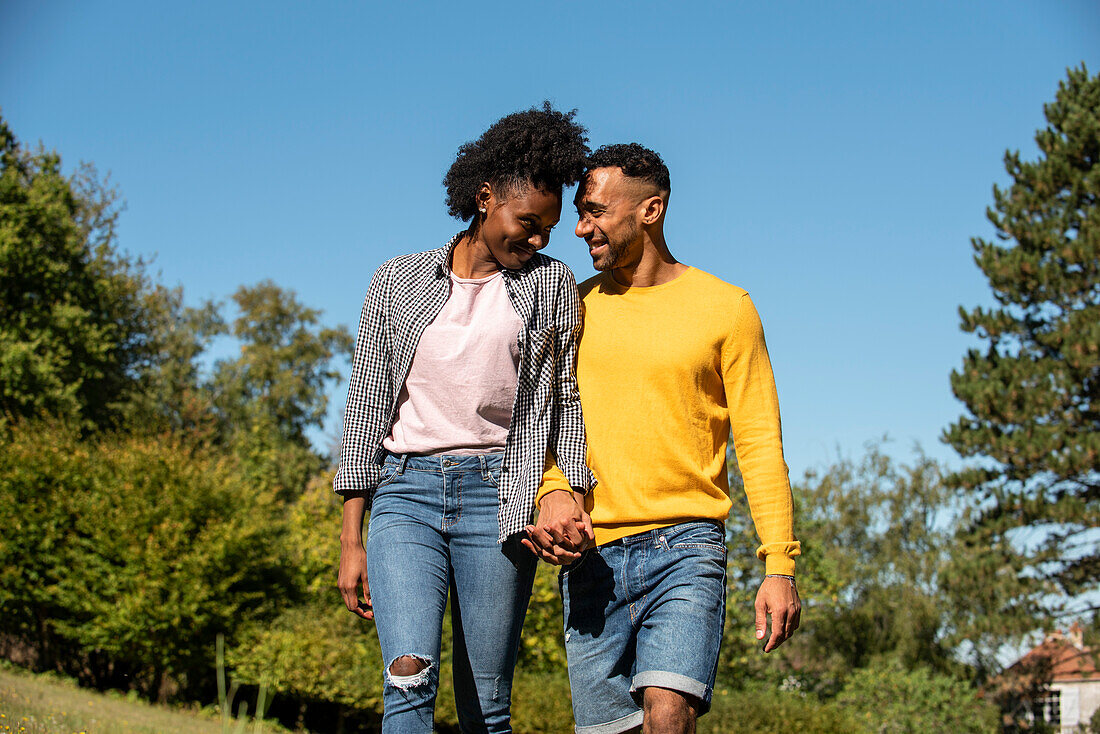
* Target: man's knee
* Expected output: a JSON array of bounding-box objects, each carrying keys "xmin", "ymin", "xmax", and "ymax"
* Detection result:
[{"xmin": 642, "ymin": 687, "xmax": 699, "ymax": 734}]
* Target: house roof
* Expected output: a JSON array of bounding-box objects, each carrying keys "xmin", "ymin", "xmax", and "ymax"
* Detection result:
[{"xmin": 1008, "ymin": 629, "xmax": 1099, "ymax": 683}]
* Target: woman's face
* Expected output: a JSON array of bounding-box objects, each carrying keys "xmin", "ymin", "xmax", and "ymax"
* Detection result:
[{"xmin": 476, "ymin": 183, "xmax": 562, "ymax": 270}]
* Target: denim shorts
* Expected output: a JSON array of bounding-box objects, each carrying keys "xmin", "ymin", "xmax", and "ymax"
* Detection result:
[{"xmin": 560, "ymin": 521, "xmax": 727, "ymax": 734}]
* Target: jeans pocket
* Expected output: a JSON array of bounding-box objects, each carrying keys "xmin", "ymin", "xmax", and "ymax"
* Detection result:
[{"xmin": 375, "ymin": 462, "xmax": 400, "ymax": 489}]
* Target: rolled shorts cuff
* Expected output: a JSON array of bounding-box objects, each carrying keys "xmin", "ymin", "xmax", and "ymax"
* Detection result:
[
  {"xmin": 631, "ymin": 670, "xmax": 712, "ymax": 708},
  {"xmin": 574, "ymin": 709, "xmax": 644, "ymax": 734}
]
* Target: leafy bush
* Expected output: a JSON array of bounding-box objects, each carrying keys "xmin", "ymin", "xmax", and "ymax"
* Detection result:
[
  {"xmin": 0, "ymin": 422, "xmax": 296, "ymax": 698},
  {"xmin": 835, "ymin": 657, "xmax": 998, "ymax": 733},
  {"xmin": 509, "ymin": 671, "xmax": 573, "ymax": 733},
  {"xmin": 518, "ymin": 562, "xmax": 567, "ymax": 672},
  {"xmin": 703, "ymin": 686, "xmax": 859, "ymax": 734},
  {"xmin": 230, "ymin": 601, "xmax": 384, "ymax": 716}
]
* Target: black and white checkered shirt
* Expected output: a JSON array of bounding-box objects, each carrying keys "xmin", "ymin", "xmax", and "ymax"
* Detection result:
[{"xmin": 333, "ymin": 234, "xmax": 596, "ymax": 541}]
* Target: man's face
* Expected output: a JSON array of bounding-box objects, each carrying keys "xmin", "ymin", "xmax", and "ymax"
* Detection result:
[{"xmin": 574, "ymin": 167, "xmax": 644, "ymax": 272}]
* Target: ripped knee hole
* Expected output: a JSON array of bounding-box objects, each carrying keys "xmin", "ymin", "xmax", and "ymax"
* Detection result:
[{"xmin": 389, "ymin": 655, "xmax": 430, "ymax": 677}]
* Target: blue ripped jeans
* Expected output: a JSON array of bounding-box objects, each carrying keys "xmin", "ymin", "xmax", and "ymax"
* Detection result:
[{"xmin": 366, "ymin": 452, "xmax": 537, "ymax": 733}]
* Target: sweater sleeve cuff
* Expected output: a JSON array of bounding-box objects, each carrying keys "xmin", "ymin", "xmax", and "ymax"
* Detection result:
[
  {"xmin": 757, "ymin": 540, "xmax": 801, "ymax": 576},
  {"xmin": 536, "ymin": 461, "xmax": 574, "ymax": 507},
  {"xmin": 557, "ymin": 461, "xmax": 596, "ymax": 495}
]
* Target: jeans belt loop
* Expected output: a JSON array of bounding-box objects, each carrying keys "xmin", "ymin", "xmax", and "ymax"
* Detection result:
[
  {"xmin": 478, "ymin": 455, "xmax": 489, "ymax": 482},
  {"xmin": 397, "ymin": 453, "xmax": 408, "ymax": 474}
]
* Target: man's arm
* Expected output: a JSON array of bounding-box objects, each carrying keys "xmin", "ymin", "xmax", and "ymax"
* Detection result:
[
  {"xmin": 724, "ymin": 293, "xmax": 802, "ymax": 650},
  {"xmin": 755, "ymin": 575, "xmax": 800, "ymax": 652}
]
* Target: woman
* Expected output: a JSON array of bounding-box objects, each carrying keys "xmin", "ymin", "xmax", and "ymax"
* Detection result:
[{"xmin": 334, "ymin": 103, "xmax": 596, "ymax": 733}]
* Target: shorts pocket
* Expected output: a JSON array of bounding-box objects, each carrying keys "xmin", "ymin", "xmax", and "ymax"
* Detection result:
[
  {"xmin": 559, "ymin": 547, "xmax": 593, "ymax": 579},
  {"xmin": 664, "ymin": 521, "xmax": 728, "ymax": 555},
  {"xmin": 671, "ymin": 542, "xmax": 728, "ymax": 556}
]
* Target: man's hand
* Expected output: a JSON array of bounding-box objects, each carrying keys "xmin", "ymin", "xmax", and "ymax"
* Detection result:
[
  {"xmin": 337, "ymin": 542, "xmax": 374, "ymax": 620},
  {"xmin": 754, "ymin": 575, "xmax": 800, "ymax": 652},
  {"xmin": 521, "ymin": 490, "xmax": 594, "ymax": 565}
]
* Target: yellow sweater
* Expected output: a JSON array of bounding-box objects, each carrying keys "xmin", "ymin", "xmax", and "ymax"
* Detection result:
[{"xmin": 540, "ymin": 267, "xmax": 800, "ymax": 575}]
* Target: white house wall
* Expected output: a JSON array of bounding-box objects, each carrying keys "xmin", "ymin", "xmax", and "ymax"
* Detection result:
[{"xmin": 1052, "ymin": 680, "xmax": 1100, "ymax": 733}]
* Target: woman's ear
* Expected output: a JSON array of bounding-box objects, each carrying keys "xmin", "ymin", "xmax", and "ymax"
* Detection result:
[{"xmin": 476, "ymin": 182, "xmax": 494, "ymax": 214}]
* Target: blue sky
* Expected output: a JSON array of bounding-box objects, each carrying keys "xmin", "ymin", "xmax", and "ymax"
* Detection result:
[{"xmin": 2, "ymin": 1, "xmax": 1098, "ymax": 479}]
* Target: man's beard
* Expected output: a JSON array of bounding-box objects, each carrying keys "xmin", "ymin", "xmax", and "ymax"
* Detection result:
[{"xmin": 593, "ymin": 220, "xmax": 637, "ymax": 271}]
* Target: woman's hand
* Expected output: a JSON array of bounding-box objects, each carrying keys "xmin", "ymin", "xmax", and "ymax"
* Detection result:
[
  {"xmin": 338, "ymin": 542, "xmax": 374, "ymax": 620},
  {"xmin": 338, "ymin": 494, "xmax": 373, "ymax": 620},
  {"xmin": 522, "ymin": 490, "xmax": 594, "ymax": 565}
]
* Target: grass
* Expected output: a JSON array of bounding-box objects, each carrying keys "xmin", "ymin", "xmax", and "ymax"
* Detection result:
[
  {"xmin": 0, "ymin": 661, "xmax": 859, "ymax": 734},
  {"xmin": 0, "ymin": 664, "xmax": 284, "ymax": 734}
]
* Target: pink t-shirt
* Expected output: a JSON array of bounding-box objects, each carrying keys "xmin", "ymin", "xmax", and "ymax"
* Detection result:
[{"xmin": 383, "ymin": 270, "xmax": 522, "ymax": 455}]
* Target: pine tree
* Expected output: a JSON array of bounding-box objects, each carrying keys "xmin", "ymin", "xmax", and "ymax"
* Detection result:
[{"xmin": 943, "ymin": 65, "xmax": 1099, "ymax": 658}]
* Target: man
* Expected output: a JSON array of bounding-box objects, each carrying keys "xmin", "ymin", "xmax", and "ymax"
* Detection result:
[{"xmin": 525, "ymin": 144, "xmax": 801, "ymax": 734}]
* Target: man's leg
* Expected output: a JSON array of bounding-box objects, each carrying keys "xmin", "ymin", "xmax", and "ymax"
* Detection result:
[
  {"xmin": 561, "ymin": 541, "xmax": 645, "ymax": 734},
  {"xmin": 641, "ymin": 688, "xmax": 700, "ymax": 734},
  {"xmin": 631, "ymin": 521, "xmax": 727, "ymax": 731}
]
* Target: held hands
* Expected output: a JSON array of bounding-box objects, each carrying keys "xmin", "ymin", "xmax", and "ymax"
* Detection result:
[
  {"xmin": 338, "ymin": 542, "xmax": 374, "ymax": 620},
  {"xmin": 522, "ymin": 490, "xmax": 594, "ymax": 565},
  {"xmin": 755, "ymin": 575, "xmax": 801, "ymax": 652}
]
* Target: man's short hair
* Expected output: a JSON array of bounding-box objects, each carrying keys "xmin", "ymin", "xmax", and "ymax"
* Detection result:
[{"xmin": 586, "ymin": 143, "xmax": 670, "ymax": 194}]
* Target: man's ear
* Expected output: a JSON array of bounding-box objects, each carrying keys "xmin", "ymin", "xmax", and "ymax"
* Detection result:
[{"xmin": 640, "ymin": 194, "xmax": 666, "ymax": 225}]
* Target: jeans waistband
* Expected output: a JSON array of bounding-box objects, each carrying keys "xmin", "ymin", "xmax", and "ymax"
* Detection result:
[
  {"xmin": 382, "ymin": 451, "xmax": 503, "ymax": 475},
  {"xmin": 607, "ymin": 520, "xmax": 726, "ymax": 546}
]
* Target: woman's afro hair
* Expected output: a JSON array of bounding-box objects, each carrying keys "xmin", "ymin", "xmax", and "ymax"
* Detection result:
[{"xmin": 443, "ymin": 102, "xmax": 589, "ymax": 221}]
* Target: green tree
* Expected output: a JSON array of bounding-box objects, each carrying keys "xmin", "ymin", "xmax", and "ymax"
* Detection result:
[
  {"xmin": 0, "ymin": 114, "xmax": 221, "ymax": 433},
  {"xmin": 1, "ymin": 116, "xmax": 141, "ymax": 428},
  {"xmin": 723, "ymin": 445, "xmax": 972, "ymax": 694},
  {"xmin": 943, "ymin": 65, "xmax": 1100, "ymax": 663},
  {"xmin": 212, "ymin": 281, "xmax": 352, "ymax": 447},
  {"xmin": 211, "ymin": 281, "xmax": 352, "ymax": 495}
]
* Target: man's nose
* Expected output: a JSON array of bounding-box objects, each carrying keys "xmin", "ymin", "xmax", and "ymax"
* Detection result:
[
  {"xmin": 575, "ymin": 216, "xmax": 592, "ymax": 238},
  {"xmin": 529, "ymin": 233, "xmax": 547, "ymax": 250}
]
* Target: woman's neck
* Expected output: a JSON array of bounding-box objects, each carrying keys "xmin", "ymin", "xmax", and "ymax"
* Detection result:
[{"xmin": 450, "ymin": 230, "xmax": 500, "ymax": 279}]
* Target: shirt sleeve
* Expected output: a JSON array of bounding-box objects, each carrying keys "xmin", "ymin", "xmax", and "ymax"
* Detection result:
[
  {"xmin": 723, "ymin": 293, "xmax": 800, "ymax": 575},
  {"xmin": 546, "ymin": 265, "xmax": 596, "ymax": 493},
  {"xmin": 332, "ymin": 261, "xmax": 392, "ymax": 501}
]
